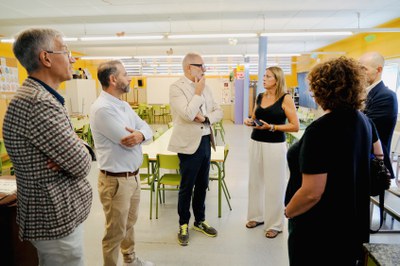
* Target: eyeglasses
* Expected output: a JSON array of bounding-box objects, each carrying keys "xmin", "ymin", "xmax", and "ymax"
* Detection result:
[
  {"xmin": 190, "ymin": 63, "xmax": 206, "ymax": 71},
  {"xmin": 45, "ymin": 50, "xmax": 73, "ymax": 59}
]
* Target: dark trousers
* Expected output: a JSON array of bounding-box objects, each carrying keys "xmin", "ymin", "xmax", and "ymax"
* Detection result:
[{"xmin": 178, "ymin": 135, "xmax": 211, "ymax": 225}]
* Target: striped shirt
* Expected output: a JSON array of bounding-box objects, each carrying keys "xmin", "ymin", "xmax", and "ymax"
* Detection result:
[{"xmin": 2, "ymin": 78, "xmax": 92, "ymax": 241}]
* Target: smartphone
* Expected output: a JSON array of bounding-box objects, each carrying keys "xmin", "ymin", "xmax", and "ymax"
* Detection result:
[{"xmin": 253, "ymin": 119, "xmax": 263, "ymax": 126}]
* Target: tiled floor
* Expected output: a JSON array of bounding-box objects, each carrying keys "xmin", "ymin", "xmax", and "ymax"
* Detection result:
[{"xmin": 83, "ymin": 120, "xmax": 400, "ymax": 266}]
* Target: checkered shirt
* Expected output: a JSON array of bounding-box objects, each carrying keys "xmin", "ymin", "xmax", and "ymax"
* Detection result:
[{"xmin": 2, "ymin": 78, "xmax": 92, "ymax": 241}]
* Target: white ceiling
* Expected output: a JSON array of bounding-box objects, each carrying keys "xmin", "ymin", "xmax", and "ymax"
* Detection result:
[{"xmin": 0, "ymin": 0, "xmax": 399, "ymax": 58}]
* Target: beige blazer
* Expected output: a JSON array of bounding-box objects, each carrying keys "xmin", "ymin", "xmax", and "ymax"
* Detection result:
[{"xmin": 168, "ymin": 77, "xmax": 223, "ymax": 154}]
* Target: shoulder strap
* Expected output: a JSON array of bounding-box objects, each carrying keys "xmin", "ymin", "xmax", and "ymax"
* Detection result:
[
  {"xmin": 256, "ymin": 93, "xmax": 263, "ymax": 105},
  {"xmin": 370, "ymin": 191, "xmax": 385, "ymax": 233},
  {"xmin": 280, "ymin": 92, "xmax": 290, "ymax": 101}
]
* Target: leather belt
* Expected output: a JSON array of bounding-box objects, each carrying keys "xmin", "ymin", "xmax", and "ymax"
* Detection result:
[{"xmin": 100, "ymin": 169, "xmax": 139, "ymax": 177}]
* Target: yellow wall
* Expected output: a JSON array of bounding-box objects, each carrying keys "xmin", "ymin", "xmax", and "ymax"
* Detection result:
[
  {"xmin": 286, "ymin": 62, "xmax": 298, "ymax": 88},
  {"xmin": 298, "ymin": 18, "xmax": 400, "ymax": 71}
]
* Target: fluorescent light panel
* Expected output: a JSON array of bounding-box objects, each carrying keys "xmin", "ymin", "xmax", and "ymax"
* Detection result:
[
  {"xmin": 260, "ymin": 31, "xmax": 353, "ymax": 37},
  {"xmin": 63, "ymin": 37, "xmax": 78, "ymax": 41},
  {"xmin": 135, "ymin": 55, "xmax": 184, "ymax": 59},
  {"xmin": 0, "ymin": 38, "xmax": 14, "ymax": 43},
  {"xmin": 80, "ymin": 35, "xmax": 163, "ymax": 41},
  {"xmin": 80, "ymin": 56, "xmax": 132, "ymax": 60},
  {"xmin": 169, "ymin": 33, "xmax": 257, "ymax": 39},
  {"xmin": 246, "ymin": 53, "xmax": 302, "ymax": 57}
]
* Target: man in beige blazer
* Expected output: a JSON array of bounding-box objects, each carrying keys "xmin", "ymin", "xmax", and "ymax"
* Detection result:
[{"xmin": 168, "ymin": 52, "xmax": 223, "ymax": 246}]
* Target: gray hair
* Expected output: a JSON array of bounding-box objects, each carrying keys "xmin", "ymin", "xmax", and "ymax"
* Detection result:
[
  {"xmin": 182, "ymin": 52, "xmax": 202, "ymax": 69},
  {"xmin": 97, "ymin": 60, "xmax": 123, "ymax": 88},
  {"xmin": 13, "ymin": 28, "xmax": 63, "ymax": 73}
]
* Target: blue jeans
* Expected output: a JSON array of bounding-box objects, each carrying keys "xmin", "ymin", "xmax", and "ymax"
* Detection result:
[
  {"xmin": 30, "ymin": 223, "xmax": 84, "ymax": 266},
  {"xmin": 178, "ymin": 135, "xmax": 211, "ymax": 225}
]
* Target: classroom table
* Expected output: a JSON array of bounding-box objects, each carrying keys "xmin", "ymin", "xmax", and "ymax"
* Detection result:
[{"xmin": 142, "ymin": 128, "xmax": 226, "ymax": 217}]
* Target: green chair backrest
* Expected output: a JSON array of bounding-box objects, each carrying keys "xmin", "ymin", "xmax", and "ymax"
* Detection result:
[
  {"xmin": 157, "ymin": 154, "xmax": 180, "ymax": 170},
  {"xmin": 0, "ymin": 140, "xmax": 7, "ymax": 156},
  {"xmin": 224, "ymin": 144, "xmax": 229, "ymax": 161},
  {"xmin": 141, "ymin": 153, "xmax": 150, "ymax": 169}
]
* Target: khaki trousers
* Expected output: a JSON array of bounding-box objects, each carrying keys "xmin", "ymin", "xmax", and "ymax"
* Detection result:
[{"xmin": 98, "ymin": 172, "xmax": 141, "ymax": 266}]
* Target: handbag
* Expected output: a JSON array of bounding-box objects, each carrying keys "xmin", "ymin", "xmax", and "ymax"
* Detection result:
[
  {"xmin": 369, "ymin": 155, "xmax": 391, "ymax": 233},
  {"xmin": 370, "ymin": 156, "xmax": 391, "ymax": 197}
]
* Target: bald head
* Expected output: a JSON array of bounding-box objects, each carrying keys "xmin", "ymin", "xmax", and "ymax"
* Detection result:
[
  {"xmin": 359, "ymin": 52, "xmax": 385, "ymax": 86},
  {"xmin": 182, "ymin": 52, "xmax": 206, "ymax": 81}
]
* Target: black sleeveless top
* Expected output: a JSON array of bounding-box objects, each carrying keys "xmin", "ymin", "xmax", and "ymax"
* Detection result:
[{"xmin": 251, "ymin": 93, "xmax": 288, "ymax": 143}]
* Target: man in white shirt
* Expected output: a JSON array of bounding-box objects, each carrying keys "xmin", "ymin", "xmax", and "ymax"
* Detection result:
[
  {"xmin": 168, "ymin": 52, "xmax": 223, "ymax": 246},
  {"xmin": 90, "ymin": 60, "xmax": 153, "ymax": 266}
]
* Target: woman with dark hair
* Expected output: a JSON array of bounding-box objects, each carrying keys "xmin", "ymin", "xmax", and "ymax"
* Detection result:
[
  {"xmin": 284, "ymin": 57, "xmax": 383, "ymax": 265},
  {"xmin": 244, "ymin": 66, "xmax": 299, "ymax": 238}
]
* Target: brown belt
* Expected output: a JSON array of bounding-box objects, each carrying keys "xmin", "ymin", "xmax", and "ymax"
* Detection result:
[{"xmin": 100, "ymin": 169, "xmax": 139, "ymax": 177}]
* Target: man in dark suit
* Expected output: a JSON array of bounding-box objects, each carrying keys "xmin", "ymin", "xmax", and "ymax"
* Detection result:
[{"xmin": 360, "ymin": 51, "xmax": 398, "ymax": 179}]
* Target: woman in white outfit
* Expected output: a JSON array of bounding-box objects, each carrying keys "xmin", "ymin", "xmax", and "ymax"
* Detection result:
[{"xmin": 244, "ymin": 66, "xmax": 299, "ymax": 238}]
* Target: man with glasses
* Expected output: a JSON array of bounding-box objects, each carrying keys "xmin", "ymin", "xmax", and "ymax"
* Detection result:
[
  {"xmin": 2, "ymin": 28, "xmax": 93, "ymax": 266},
  {"xmin": 168, "ymin": 52, "xmax": 223, "ymax": 246}
]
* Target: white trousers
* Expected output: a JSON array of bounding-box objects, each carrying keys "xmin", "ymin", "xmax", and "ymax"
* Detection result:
[
  {"xmin": 247, "ymin": 139, "xmax": 287, "ymax": 232},
  {"xmin": 30, "ymin": 223, "xmax": 84, "ymax": 266}
]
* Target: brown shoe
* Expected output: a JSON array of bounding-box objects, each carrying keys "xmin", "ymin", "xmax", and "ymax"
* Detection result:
[
  {"xmin": 245, "ymin": 221, "xmax": 264, "ymax": 228},
  {"xmin": 265, "ymin": 229, "xmax": 281, "ymax": 238}
]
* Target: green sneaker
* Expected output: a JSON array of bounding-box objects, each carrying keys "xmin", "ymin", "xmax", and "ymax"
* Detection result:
[
  {"xmin": 178, "ymin": 224, "xmax": 189, "ymax": 246},
  {"xmin": 193, "ymin": 220, "xmax": 218, "ymax": 237}
]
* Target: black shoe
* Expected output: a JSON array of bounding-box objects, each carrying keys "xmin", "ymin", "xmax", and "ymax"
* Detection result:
[
  {"xmin": 178, "ymin": 224, "xmax": 189, "ymax": 246},
  {"xmin": 193, "ymin": 220, "xmax": 218, "ymax": 237}
]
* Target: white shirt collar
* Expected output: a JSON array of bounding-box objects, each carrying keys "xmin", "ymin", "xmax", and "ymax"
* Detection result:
[
  {"xmin": 100, "ymin": 90, "xmax": 125, "ymax": 106},
  {"xmin": 183, "ymin": 75, "xmax": 194, "ymax": 86},
  {"xmin": 366, "ymin": 79, "xmax": 381, "ymax": 94}
]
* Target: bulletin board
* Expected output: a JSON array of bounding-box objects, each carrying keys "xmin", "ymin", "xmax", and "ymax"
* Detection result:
[{"xmin": 0, "ymin": 57, "xmax": 19, "ymax": 92}]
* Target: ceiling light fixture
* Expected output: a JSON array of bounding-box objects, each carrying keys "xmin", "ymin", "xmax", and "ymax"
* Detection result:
[
  {"xmin": 168, "ymin": 33, "xmax": 258, "ymax": 39},
  {"xmin": 80, "ymin": 56, "xmax": 133, "ymax": 60},
  {"xmin": 80, "ymin": 35, "xmax": 164, "ymax": 41},
  {"xmin": 130, "ymin": 54, "xmax": 302, "ymax": 59},
  {"xmin": 245, "ymin": 53, "xmax": 302, "ymax": 57},
  {"xmin": 134, "ymin": 55, "xmax": 184, "ymax": 59},
  {"xmin": 63, "ymin": 37, "xmax": 79, "ymax": 41},
  {"xmin": 0, "ymin": 38, "xmax": 14, "ymax": 43},
  {"xmin": 260, "ymin": 31, "xmax": 353, "ymax": 37}
]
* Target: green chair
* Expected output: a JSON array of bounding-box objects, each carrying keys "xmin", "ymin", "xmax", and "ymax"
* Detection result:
[
  {"xmin": 163, "ymin": 104, "xmax": 172, "ymax": 123},
  {"xmin": 213, "ymin": 121, "xmax": 225, "ymax": 144},
  {"xmin": 155, "ymin": 154, "xmax": 181, "ymax": 219},
  {"xmin": 138, "ymin": 104, "xmax": 151, "ymax": 123},
  {"xmin": 152, "ymin": 105, "xmax": 165, "ymax": 124},
  {"xmin": 76, "ymin": 123, "xmax": 94, "ymax": 148},
  {"xmin": 209, "ymin": 144, "xmax": 231, "ymax": 210},
  {"xmin": 140, "ymin": 154, "xmax": 156, "ymax": 219},
  {"xmin": 0, "ymin": 140, "xmax": 13, "ymax": 176}
]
